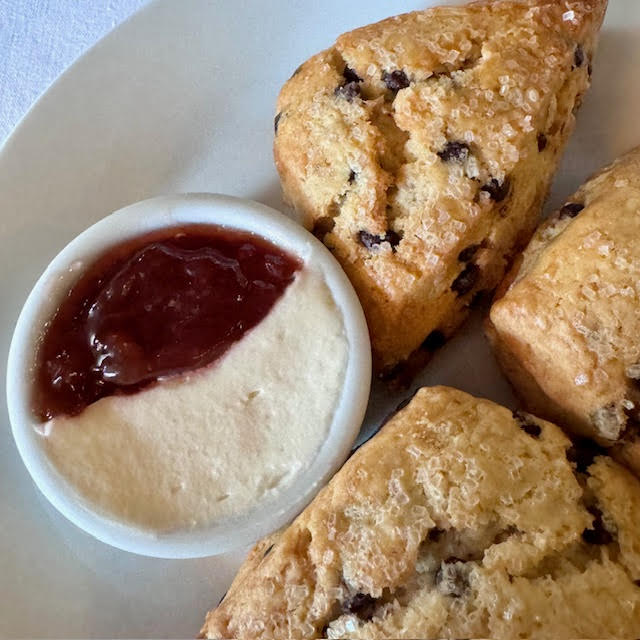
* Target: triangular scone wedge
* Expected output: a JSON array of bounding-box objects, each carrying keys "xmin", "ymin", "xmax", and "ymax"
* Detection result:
[
  {"xmin": 274, "ymin": 0, "xmax": 607, "ymax": 373},
  {"xmin": 201, "ymin": 387, "xmax": 640, "ymax": 639},
  {"xmin": 486, "ymin": 147, "xmax": 640, "ymax": 477}
]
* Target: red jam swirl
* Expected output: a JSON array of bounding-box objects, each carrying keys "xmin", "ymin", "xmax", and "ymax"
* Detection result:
[{"xmin": 33, "ymin": 224, "xmax": 301, "ymax": 421}]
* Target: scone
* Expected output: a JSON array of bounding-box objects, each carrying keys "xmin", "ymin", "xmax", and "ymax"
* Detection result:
[
  {"xmin": 201, "ymin": 387, "xmax": 640, "ymax": 639},
  {"xmin": 486, "ymin": 147, "xmax": 640, "ymax": 476},
  {"xmin": 274, "ymin": 0, "xmax": 607, "ymax": 374}
]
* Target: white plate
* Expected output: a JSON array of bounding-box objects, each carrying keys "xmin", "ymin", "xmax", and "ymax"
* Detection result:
[{"xmin": 1, "ymin": 0, "xmax": 639, "ymax": 636}]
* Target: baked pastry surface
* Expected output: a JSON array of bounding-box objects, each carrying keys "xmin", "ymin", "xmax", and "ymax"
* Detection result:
[
  {"xmin": 274, "ymin": 0, "xmax": 607, "ymax": 372},
  {"xmin": 487, "ymin": 147, "xmax": 640, "ymax": 475},
  {"xmin": 201, "ymin": 386, "xmax": 640, "ymax": 639}
]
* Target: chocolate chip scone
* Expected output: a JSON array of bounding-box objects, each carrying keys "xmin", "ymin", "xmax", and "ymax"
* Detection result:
[
  {"xmin": 487, "ymin": 147, "xmax": 640, "ymax": 477},
  {"xmin": 273, "ymin": 0, "xmax": 607, "ymax": 374},
  {"xmin": 201, "ymin": 387, "xmax": 640, "ymax": 639}
]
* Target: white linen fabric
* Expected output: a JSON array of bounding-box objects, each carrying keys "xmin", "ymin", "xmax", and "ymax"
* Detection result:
[{"xmin": 0, "ymin": 0, "xmax": 148, "ymax": 144}]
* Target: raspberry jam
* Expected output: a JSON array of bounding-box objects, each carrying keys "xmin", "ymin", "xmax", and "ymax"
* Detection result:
[{"xmin": 33, "ymin": 225, "xmax": 301, "ymax": 421}]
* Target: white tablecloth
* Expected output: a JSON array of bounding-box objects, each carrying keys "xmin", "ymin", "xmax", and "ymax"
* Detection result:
[{"xmin": 0, "ymin": 0, "xmax": 148, "ymax": 145}]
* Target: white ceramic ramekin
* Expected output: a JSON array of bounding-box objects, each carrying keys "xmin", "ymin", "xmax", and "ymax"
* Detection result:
[{"xmin": 6, "ymin": 194, "xmax": 371, "ymax": 558}]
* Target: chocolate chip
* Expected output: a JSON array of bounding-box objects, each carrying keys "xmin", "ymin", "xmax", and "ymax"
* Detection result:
[
  {"xmin": 435, "ymin": 558, "xmax": 469, "ymax": 597},
  {"xmin": 422, "ymin": 330, "xmax": 446, "ymax": 352},
  {"xmin": 512, "ymin": 410, "xmax": 542, "ymax": 438},
  {"xmin": 382, "ymin": 70, "xmax": 410, "ymax": 91},
  {"xmin": 358, "ymin": 229, "xmax": 402, "ymax": 250},
  {"xmin": 481, "ymin": 177, "xmax": 511, "ymax": 202},
  {"xmin": 582, "ymin": 506, "xmax": 614, "ymax": 545},
  {"xmin": 428, "ymin": 527, "xmax": 445, "ymax": 542},
  {"xmin": 559, "ymin": 202, "xmax": 584, "ymax": 219},
  {"xmin": 634, "ymin": 580, "xmax": 640, "ymax": 588},
  {"xmin": 386, "ymin": 230, "xmax": 402, "ymax": 248},
  {"xmin": 262, "ymin": 544, "xmax": 274, "ymax": 558},
  {"xmin": 537, "ymin": 133, "xmax": 548, "ymax": 151},
  {"xmin": 320, "ymin": 624, "xmax": 330, "ymax": 638},
  {"xmin": 312, "ymin": 217, "xmax": 335, "ymax": 240},
  {"xmin": 451, "ymin": 263, "xmax": 480, "ymax": 296},
  {"xmin": 588, "ymin": 63, "xmax": 593, "ymax": 78},
  {"xmin": 437, "ymin": 141, "xmax": 470, "ymax": 163},
  {"xmin": 274, "ymin": 112, "xmax": 282, "ymax": 134},
  {"xmin": 348, "ymin": 169, "xmax": 357, "ymax": 184},
  {"xmin": 458, "ymin": 244, "xmax": 481, "ymax": 263},
  {"xmin": 574, "ymin": 44, "xmax": 585, "ymax": 69},
  {"xmin": 335, "ymin": 81, "xmax": 361, "ymax": 101},
  {"xmin": 469, "ymin": 289, "xmax": 490, "ymax": 309},
  {"xmin": 343, "ymin": 593, "xmax": 377, "ymax": 621},
  {"xmin": 343, "ymin": 65, "xmax": 362, "ymax": 84},
  {"xmin": 566, "ymin": 438, "xmax": 607, "ymax": 473}
]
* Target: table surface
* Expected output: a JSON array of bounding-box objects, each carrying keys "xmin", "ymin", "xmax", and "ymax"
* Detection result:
[{"xmin": 0, "ymin": 0, "xmax": 148, "ymax": 145}]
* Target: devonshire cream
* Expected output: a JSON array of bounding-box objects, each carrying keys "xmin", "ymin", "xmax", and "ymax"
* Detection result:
[{"xmin": 33, "ymin": 225, "xmax": 349, "ymax": 531}]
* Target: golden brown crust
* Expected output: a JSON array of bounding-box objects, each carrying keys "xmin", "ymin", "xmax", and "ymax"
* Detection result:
[
  {"xmin": 487, "ymin": 146, "xmax": 640, "ymax": 476},
  {"xmin": 201, "ymin": 387, "xmax": 640, "ymax": 639},
  {"xmin": 274, "ymin": 0, "xmax": 607, "ymax": 371}
]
